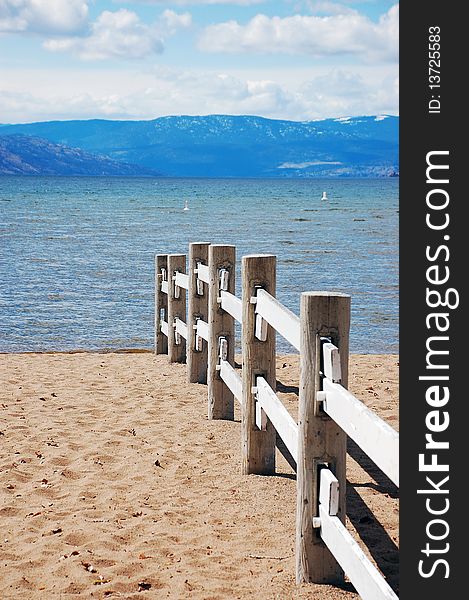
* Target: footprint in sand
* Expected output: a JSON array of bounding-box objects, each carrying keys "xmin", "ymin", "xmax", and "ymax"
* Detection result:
[
  {"xmin": 63, "ymin": 532, "xmax": 89, "ymax": 546},
  {"xmin": 60, "ymin": 469, "xmax": 81, "ymax": 480},
  {"xmin": 0, "ymin": 506, "xmax": 19, "ymax": 517}
]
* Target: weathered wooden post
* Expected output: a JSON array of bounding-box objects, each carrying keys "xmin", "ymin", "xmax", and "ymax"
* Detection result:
[
  {"xmin": 187, "ymin": 242, "xmax": 210, "ymax": 383},
  {"xmin": 207, "ymin": 244, "xmax": 236, "ymax": 420},
  {"xmin": 167, "ymin": 254, "xmax": 187, "ymax": 363},
  {"xmin": 296, "ymin": 292, "xmax": 350, "ymax": 584},
  {"xmin": 241, "ymin": 254, "xmax": 276, "ymax": 475},
  {"xmin": 155, "ymin": 254, "xmax": 168, "ymax": 355}
]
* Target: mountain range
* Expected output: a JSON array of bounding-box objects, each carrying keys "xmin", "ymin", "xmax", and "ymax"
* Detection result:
[
  {"xmin": 0, "ymin": 134, "xmax": 157, "ymax": 176},
  {"xmin": 0, "ymin": 114, "xmax": 398, "ymax": 177}
]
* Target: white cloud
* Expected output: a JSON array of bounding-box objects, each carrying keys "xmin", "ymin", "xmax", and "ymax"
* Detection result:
[
  {"xmin": 198, "ymin": 4, "xmax": 398, "ymax": 62},
  {"xmin": 305, "ymin": 1, "xmax": 358, "ymax": 16},
  {"xmin": 0, "ymin": 64, "xmax": 398, "ymax": 123},
  {"xmin": 160, "ymin": 8, "xmax": 192, "ymax": 34},
  {"xmin": 0, "ymin": 0, "xmax": 89, "ymax": 34},
  {"xmin": 43, "ymin": 9, "xmax": 191, "ymax": 60},
  {"xmin": 299, "ymin": 69, "xmax": 399, "ymax": 118}
]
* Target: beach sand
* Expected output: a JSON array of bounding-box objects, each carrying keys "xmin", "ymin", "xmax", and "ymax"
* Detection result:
[{"xmin": 0, "ymin": 352, "xmax": 398, "ymax": 599}]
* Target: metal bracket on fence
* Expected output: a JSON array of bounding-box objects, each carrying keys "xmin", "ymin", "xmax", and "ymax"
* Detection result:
[
  {"xmin": 319, "ymin": 468, "xmax": 339, "ymax": 517},
  {"xmin": 316, "ymin": 391, "xmax": 327, "ymax": 405},
  {"xmin": 172, "ymin": 273, "xmax": 181, "ymax": 300},
  {"xmin": 253, "ymin": 286, "xmax": 268, "ymax": 341},
  {"xmin": 320, "ymin": 336, "xmax": 342, "ymax": 379},
  {"xmin": 219, "ymin": 336, "xmax": 228, "ymax": 360},
  {"xmin": 312, "ymin": 463, "xmax": 339, "ymax": 528},
  {"xmin": 317, "ymin": 337, "xmax": 341, "ymax": 417},
  {"xmin": 194, "ymin": 317, "xmax": 203, "ymax": 351},
  {"xmin": 216, "ymin": 268, "xmax": 230, "ymax": 304},
  {"xmin": 255, "ymin": 312, "xmax": 268, "ymax": 341},
  {"xmin": 158, "ymin": 268, "xmax": 168, "ymax": 293},
  {"xmin": 194, "ymin": 263, "xmax": 204, "ymax": 296},
  {"xmin": 321, "ymin": 337, "xmax": 342, "ymax": 384},
  {"xmin": 215, "ymin": 336, "xmax": 228, "ymax": 371},
  {"xmin": 173, "ymin": 318, "xmax": 181, "ymax": 345},
  {"xmin": 219, "ymin": 268, "xmax": 229, "ymax": 292},
  {"xmin": 253, "ymin": 382, "xmax": 268, "ymax": 431},
  {"xmin": 172, "ymin": 272, "xmax": 181, "ymax": 299}
]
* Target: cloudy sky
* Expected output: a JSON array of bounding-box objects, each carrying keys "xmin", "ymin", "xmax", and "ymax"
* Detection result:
[{"xmin": 0, "ymin": 0, "xmax": 398, "ymax": 123}]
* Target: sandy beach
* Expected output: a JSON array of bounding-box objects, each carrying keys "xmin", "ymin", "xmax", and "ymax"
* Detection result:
[{"xmin": 0, "ymin": 352, "xmax": 398, "ymax": 599}]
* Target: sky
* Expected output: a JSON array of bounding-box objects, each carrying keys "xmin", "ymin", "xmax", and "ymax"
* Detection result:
[{"xmin": 0, "ymin": 0, "xmax": 398, "ymax": 123}]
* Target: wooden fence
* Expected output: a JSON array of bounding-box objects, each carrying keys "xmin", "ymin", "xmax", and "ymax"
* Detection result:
[{"xmin": 155, "ymin": 242, "xmax": 399, "ymax": 600}]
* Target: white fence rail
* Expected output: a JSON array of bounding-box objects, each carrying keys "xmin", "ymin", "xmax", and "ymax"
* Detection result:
[
  {"xmin": 174, "ymin": 317, "xmax": 188, "ymax": 341},
  {"xmin": 220, "ymin": 290, "xmax": 242, "ymax": 323},
  {"xmin": 196, "ymin": 262, "xmax": 210, "ymax": 284},
  {"xmin": 318, "ymin": 469, "xmax": 398, "ymax": 600},
  {"xmin": 154, "ymin": 243, "xmax": 398, "ymax": 598},
  {"xmin": 195, "ymin": 318, "xmax": 209, "ymax": 342},
  {"xmin": 175, "ymin": 271, "xmax": 189, "ymax": 291},
  {"xmin": 160, "ymin": 320, "xmax": 169, "ymax": 337},
  {"xmin": 323, "ymin": 378, "xmax": 399, "ymax": 487},
  {"xmin": 255, "ymin": 376, "xmax": 298, "ymax": 464},
  {"xmin": 255, "ymin": 289, "xmax": 300, "ymax": 350},
  {"xmin": 219, "ymin": 360, "xmax": 243, "ymax": 405},
  {"xmin": 318, "ymin": 339, "xmax": 399, "ymax": 487}
]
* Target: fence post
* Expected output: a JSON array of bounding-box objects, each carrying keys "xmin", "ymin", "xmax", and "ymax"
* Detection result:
[
  {"xmin": 167, "ymin": 254, "xmax": 187, "ymax": 363},
  {"xmin": 187, "ymin": 242, "xmax": 210, "ymax": 383},
  {"xmin": 241, "ymin": 254, "xmax": 276, "ymax": 475},
  {"xmin": 296, "ymin": 292, "xmax": 350, "ymax": 584},
  {"xmin": 207, "ymin": 244, "xmax": 236, "ymax": 420},
  {"xmin": 155, "ymin": 254, "xmax": 168, "ymax": 355}
]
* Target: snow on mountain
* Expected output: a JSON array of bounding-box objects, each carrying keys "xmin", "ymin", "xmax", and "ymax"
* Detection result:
[{"xmin": 1, "ymin": 114, "xmax": 398, "ymax": 177}]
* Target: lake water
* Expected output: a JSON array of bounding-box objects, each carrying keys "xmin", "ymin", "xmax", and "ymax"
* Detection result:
[{"xmin": 0, "ymin": 177, "xmax": 398, "ymax": 354}]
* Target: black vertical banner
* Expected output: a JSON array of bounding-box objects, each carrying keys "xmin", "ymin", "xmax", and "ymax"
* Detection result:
[{"xmin": 400, "ymin": 3, "xmax": 465, "ymax": 598}]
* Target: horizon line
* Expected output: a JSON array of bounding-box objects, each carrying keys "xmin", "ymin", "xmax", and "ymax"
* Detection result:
[{"xmin": 0, "ymin": 113, "xmax": 400, "ymax": 128}]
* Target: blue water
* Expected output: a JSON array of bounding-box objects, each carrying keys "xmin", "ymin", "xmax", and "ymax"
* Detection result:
[{"xmin": 0, "ymin": 177, "xmax": 398, "ymax": 354}]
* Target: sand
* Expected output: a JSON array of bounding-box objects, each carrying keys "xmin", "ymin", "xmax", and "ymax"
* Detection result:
[{"xmin": 0, "ymin": 352, "xmax": 398, "ymax": 599}]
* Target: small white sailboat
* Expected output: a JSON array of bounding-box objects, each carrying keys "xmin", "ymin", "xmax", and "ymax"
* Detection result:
[
  {"xmin": 321, "ymin": 191, "xmax": 328, "ymax": 201},
  {"xmin": 183, "ymin": 199, "xmax": 190, "ymax": 211}
]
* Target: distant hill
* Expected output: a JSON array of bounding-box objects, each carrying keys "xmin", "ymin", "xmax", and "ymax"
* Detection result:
[
  {"xmin": 0, "ymin": 134, "xmax": 158, "ymax": 176},
  {"xmin": 0, "ymin": 115, "xmax": 398, "ymax": 177}
]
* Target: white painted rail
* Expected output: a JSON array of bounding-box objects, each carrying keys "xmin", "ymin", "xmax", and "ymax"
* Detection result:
[
  {"xmin": 196, "ymin": 263, "xmax": 210, "ymax": 284},
  {"xmin": 156, "ymin": 245, "xmax": 398, "ymax": 597},
  {"xmin": 175, "ymin": 271, "xmax": 189, "ymax": 290},
  {"xmin": 319, "ymin": 507, "xmax": 398, "ymax": 600},
  {"xmin": 175, "ymin": 317, "xmax": 188, "ymax": 340},
  {"xmin": 255, "ymin": 377, "xmax": 298, "ymax": 464},
  {"xmin": 196, "ymin": 318, "xmax": 209, "ymax": 342},
  {"xmin": 322, "ymin": 378, "xmax": 399, "ymax": 487},
  {"xmin": 256, "ymin": 289, "xmax": 300, "ymax": 351},
  {"xmin": 220, "ymin": 290, "xmax": 242, "ymax": 323},
  {"xmin": 318, "ymin": 468, "xmax": 398, "ymax": 600},
  {"xmin": 219, "ymin": 360, "xmax": 243, "ymax": 404}
]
